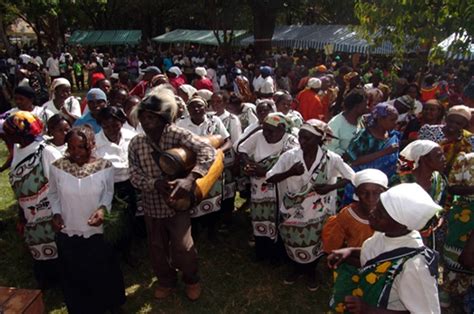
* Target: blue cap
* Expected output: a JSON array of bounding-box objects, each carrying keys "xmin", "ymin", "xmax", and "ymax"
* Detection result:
[
  {"xmin": 260, "ymin": 66, "xmax": 272, "ymax": 76},
  {"xmin": 86, "ymin": 88, "xmax": 107, "ymax": 102}
]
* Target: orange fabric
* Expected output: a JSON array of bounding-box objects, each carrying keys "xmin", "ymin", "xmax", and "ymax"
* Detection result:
[
  {"xmin": 295, "ymin": 88, "xmax": 325, "ymax": 121},
  {"xmin": 322, "ymin": 203, "xmax": 374, "ymax": 254},
  {"xmin": 420, "ymin": 85, "xmax": 439, "ymax": 102}
]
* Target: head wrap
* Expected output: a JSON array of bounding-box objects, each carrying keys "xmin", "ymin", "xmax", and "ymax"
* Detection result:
[
  {"xmin": 400, "ymin": 139, "xmax": 440, "ymax": 169},
  {"xmin": 196, "ymin": 89, "xmax": 213, "ymax": 101},
  {"xmin": 264, "ymin": 112, "xmax": 292, "ymax": 132},
  {"xmin": 447, "ymin": 105, "xmax": 472, "ymax": 121},
  {"xmin": 396, "ymin": 95, "xmax": 415, "ymax": 110},
  {"xmin": 315, "ymin": 65, "xmax": 327, "ymax": 73},
  {"xmin": 3, "ymin": 111, "xmax": 43, "ymax": 141},
  {"xmin": 187, "ymin": 95, "xmax": 208, "ymax": 108},
  {"xmin": 380, "ymin": 183, "xmax": 441, "ymax": 231},
  {"xmin": 143, "ymin": 66, "xmax": 161, "ymax": 75},
  {"xmin": 300, "ymin": 119, "xmax": 335, "ymax": 142},
  {"xmin": 260, "ymin": 66, "xmax": 272, "ymax": 76},
  {"xmin": 179, "ymin": 84, "xmax": 198, "ymax": 99},
  {"xmin": 368, "ymin": 102, "xmax": 398, "ymax": 127},
  {"xmin": 353, "ymin": 169, "xmax": 388, "ymax": 188},
  {"xmin": 14, "ymin": 86, "xmax": 36, "ymax": 100},
  {"xmin": 137, "ymin": 88, "xmax": 178, "ymax": 124},
  {"xmin": 352, "ymin": 168, "xmax": 388, "ymax": 201},
  {"xmin": 307, "ymin": 78, "xmax": 322, "ymax": 89},
  {"xmin": 195, "ymin": 67, "xmax": 207, "ymax": 77},
  {"xmin": 86, "ymin": 88, "xmax": 107, "ymax": 102},
  {"xmin": 50, "ymin": 78, "xmax": 71, "ymax": 99},
  {"xmin": 168, "ymin": 66, "xmax": 182, "ymax": 76}
]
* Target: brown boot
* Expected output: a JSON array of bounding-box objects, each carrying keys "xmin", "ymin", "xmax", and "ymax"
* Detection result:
[
  {"xmin": 154, "ymin": 287, "xmax": 174, "ymax": 300},
  {"xmin": 185, "ymin": 283, "xmax": 202, "ymax": 301}
]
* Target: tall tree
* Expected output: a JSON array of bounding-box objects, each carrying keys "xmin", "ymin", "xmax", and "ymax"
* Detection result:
[{"xmin": 355, "ymin": 0, "xmax": 474, "ymax": 64}]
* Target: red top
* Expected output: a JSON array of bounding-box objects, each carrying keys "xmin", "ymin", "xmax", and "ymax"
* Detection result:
[
  {"xmin": 194, "ymin": 78, "xmax": 213, "ymax": 92},
  {"xmin": 295, "ymin": 88, "xmax": 325, "ymax": 121}
]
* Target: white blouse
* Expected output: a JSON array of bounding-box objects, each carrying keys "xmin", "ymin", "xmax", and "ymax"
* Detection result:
[
  {"xmin": 237, "ymin": 130, "xmax": 292, "ymax": 162},
  {"xmin": 42, "ymin": 96, "xmax": 81, "ymax": 118},
  {"xmin": 95, "ymin": 128, "xmax": 136, "ymax": 183},
  {"xmin": 176, "ymin": 114, "xmax": 230, "ymax": 139},
  {"xmin": 48, "ymin": 159, "xmax": 114, "ymax": 238},
  {"xmin": 267, "ymin": 147, "xmax": 354, "ymax": 194},
  {"xmin": 42, "ymin": 143, "xmax": 66, "ymax": 179}
]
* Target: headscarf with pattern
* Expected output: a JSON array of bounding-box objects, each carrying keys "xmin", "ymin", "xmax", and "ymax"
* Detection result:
[
  {"xmin": 300, "ymin": 119, "xmax": 335, "ymax": 143},
  {"xmin": 263, "ymin": 112, "xmax": 292, "ymax": 133},
  {"xmin": 368, "ymin": 102, "xmax": 399, "ymax": 127},
  {"xmin": 3, "ymin": 111, "xmax": 43, "ymax": 142}
]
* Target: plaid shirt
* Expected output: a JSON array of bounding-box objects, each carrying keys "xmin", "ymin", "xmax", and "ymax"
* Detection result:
[{"xmin": 128, "ymin": 124, "xmax": 216, "ymax": 218}]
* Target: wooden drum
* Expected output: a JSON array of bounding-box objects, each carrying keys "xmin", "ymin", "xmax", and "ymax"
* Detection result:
[{"xmin": 158, "ymin": 135, "xmax": 225, "ymax": 211}]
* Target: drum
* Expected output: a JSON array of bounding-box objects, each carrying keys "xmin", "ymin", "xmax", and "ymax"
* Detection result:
[
  {"xmin": 168, "ymin": 149, "xmax": 225, "ymax": 211},
  {"xmin": 157, "ymin": 135, "xmax": 225, "ymax": 211},
  {"xmin": 158, "ymin": 135, "xmax": 224, "ymax": 177}
]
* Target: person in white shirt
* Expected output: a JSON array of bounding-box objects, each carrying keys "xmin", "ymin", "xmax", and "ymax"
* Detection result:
[
  {"xmin": 42, "ymin": 78, "xmax": 81, "ymax": 124},
  {"xmin": 42, "ymin": 114, "xmax": 71, "ymax": 178},
  {"xmin": 9, "ymin": 86, "xmax": 53, "ymax": 124},
  {"xmin": 328, "ymin": 183, "xmax": 441, "ymax": 314},
  {"xmin": 95, "ymin": 106, "xmax": 138, "ymax": 263},
  {"xmin": 258, "ymin": 66, "xmax": 275, "ymax": 98},
  {"xmin": 45, "ymin": 53, "xmax": 60, "ymax": 80},
  {"xmin": 210, "ymin": 91, "xmax": 242, "ymax": 225},
  {"xmin": 266, "ymin": 119, "xmax": 354, "ymax": 290},
  {"xmin": 49, "ymin": 125, "xmax": 126, "ymax": 313},
  {"xmin": 176, "ymin": 95, "xmax": 231, "ymax": 240}
]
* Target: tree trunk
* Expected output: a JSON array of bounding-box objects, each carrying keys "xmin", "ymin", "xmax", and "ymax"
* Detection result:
[
  {"xmin": 249, "ymin": 1, "xmax": 280, "ymax": 58},
  {"xmin": 0, "ymin": 15, "xmax": 11, "ymax": 49}
]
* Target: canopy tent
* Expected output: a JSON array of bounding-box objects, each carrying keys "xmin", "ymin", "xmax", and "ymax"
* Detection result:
[
  {"xmin": 438, "ymin": 31, "xmax": 474, "ymax": 60},
  {"xmin": 152, "ymin": 29, "xmax": 248, "ymax": 46},
  {"xmin": 68, "ymin": 30, "xmax": 142, "ymax": 46},
  {"xmin": 238, "ymin": 25, "xmax": 394, "ymax": 54}
]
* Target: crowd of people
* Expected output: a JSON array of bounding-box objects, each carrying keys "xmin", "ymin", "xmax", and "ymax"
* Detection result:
[{"xmin": 1, "ymin": 45, "xmax": 474, "ymax": 313}]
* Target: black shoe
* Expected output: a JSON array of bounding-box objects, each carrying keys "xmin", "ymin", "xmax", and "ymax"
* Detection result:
[
  {"xmin": 306, "ymin": 276, "xmax": 319, "ymax": 291},
  {"xmin": 283, "ymin": 271, "xmax": 301, "ymax": 285}
]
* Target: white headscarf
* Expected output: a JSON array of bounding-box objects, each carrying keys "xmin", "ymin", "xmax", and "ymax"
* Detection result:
[
  {"xmin": 50, "ymin": 78, "xmax": 71, "ymax": 99},
  {"xmin": 400, "ymin": 140, "xmax": 439, "ymax": 169},
  {"xmin": 196, "ymin": 89, "xmax": 213, "ymax": 101},
  {"xmin": 168, "ymin": 66, "xmax": 182, "ymax": 76},
  {"xmin": 380, "ymin": 183, "xmax": 441, "ymax": 231},
  {"xmin": 195, "ymin": 67, "xmax": 207, "ymax": 77},
  {"xmin": 352, "ymin": 169, "xmax": 388, "ymax": 201},
  {"xmin": 179, "ymin": 84, "xmax": 198, "ymax": 100}
]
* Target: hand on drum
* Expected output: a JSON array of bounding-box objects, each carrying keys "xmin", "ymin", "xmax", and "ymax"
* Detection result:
[{"xmin": 168, "ymin": 177, "xmax": 195, "ymax": 205}]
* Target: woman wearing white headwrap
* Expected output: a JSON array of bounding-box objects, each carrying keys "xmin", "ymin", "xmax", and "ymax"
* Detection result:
[
  {"xmin": 328, "ymin": 183, "xmax": 441, "ymax": 313},
  {"xmin": 42, "ymin": 78, "xmax": 81, "ymax": 123},
  {"xmin": 193, "ymin": 67, "xmax": 213, "ymax": 92},
  {"xmin": 394, "ymin": 139, "xmax": 447, "ymax": 204},
  {"xmin": 237, "ymin": 112, "xmax": 298, "ymax": 262},
  {"xmin": 322, "ymin": 169, "xmax": 387, "ymax": 311},
  {"xmin": 440, "ymin": 152, "xmax": 474, "ymax": 309},
  {"xmin": 266, "ymin": 119, "xmax": 354, "ymax": 290}
]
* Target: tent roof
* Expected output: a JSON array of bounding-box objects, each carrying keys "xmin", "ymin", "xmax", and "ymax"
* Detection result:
[
  {"xmin": 152, "ymin": 29, "xmax": 247, "ymax": 46},
  {"xmin": 239, "ymin": 24, "xmax": 394, "ymax": 54},
  {"xmin": 438, "ymin": 31, "xmax": 474, "ymax": 60},
  {"xmin": 68, "ymin": 30, "xmax": 142, "ymax": 46}
]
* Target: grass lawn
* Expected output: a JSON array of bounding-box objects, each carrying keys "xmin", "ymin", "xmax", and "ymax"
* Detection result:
[{"xmin": 0, "ymin": 144, "xmax": 334, "ymax": 313}]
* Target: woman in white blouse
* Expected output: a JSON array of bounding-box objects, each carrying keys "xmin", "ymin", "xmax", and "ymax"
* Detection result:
[
  {"xmin": 96, "ymin": 106, "xmax": 138, "ymax": 262},
  {"xmin": 49, "ymin": 125, "xmax": 126, "ymax": 313}
]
